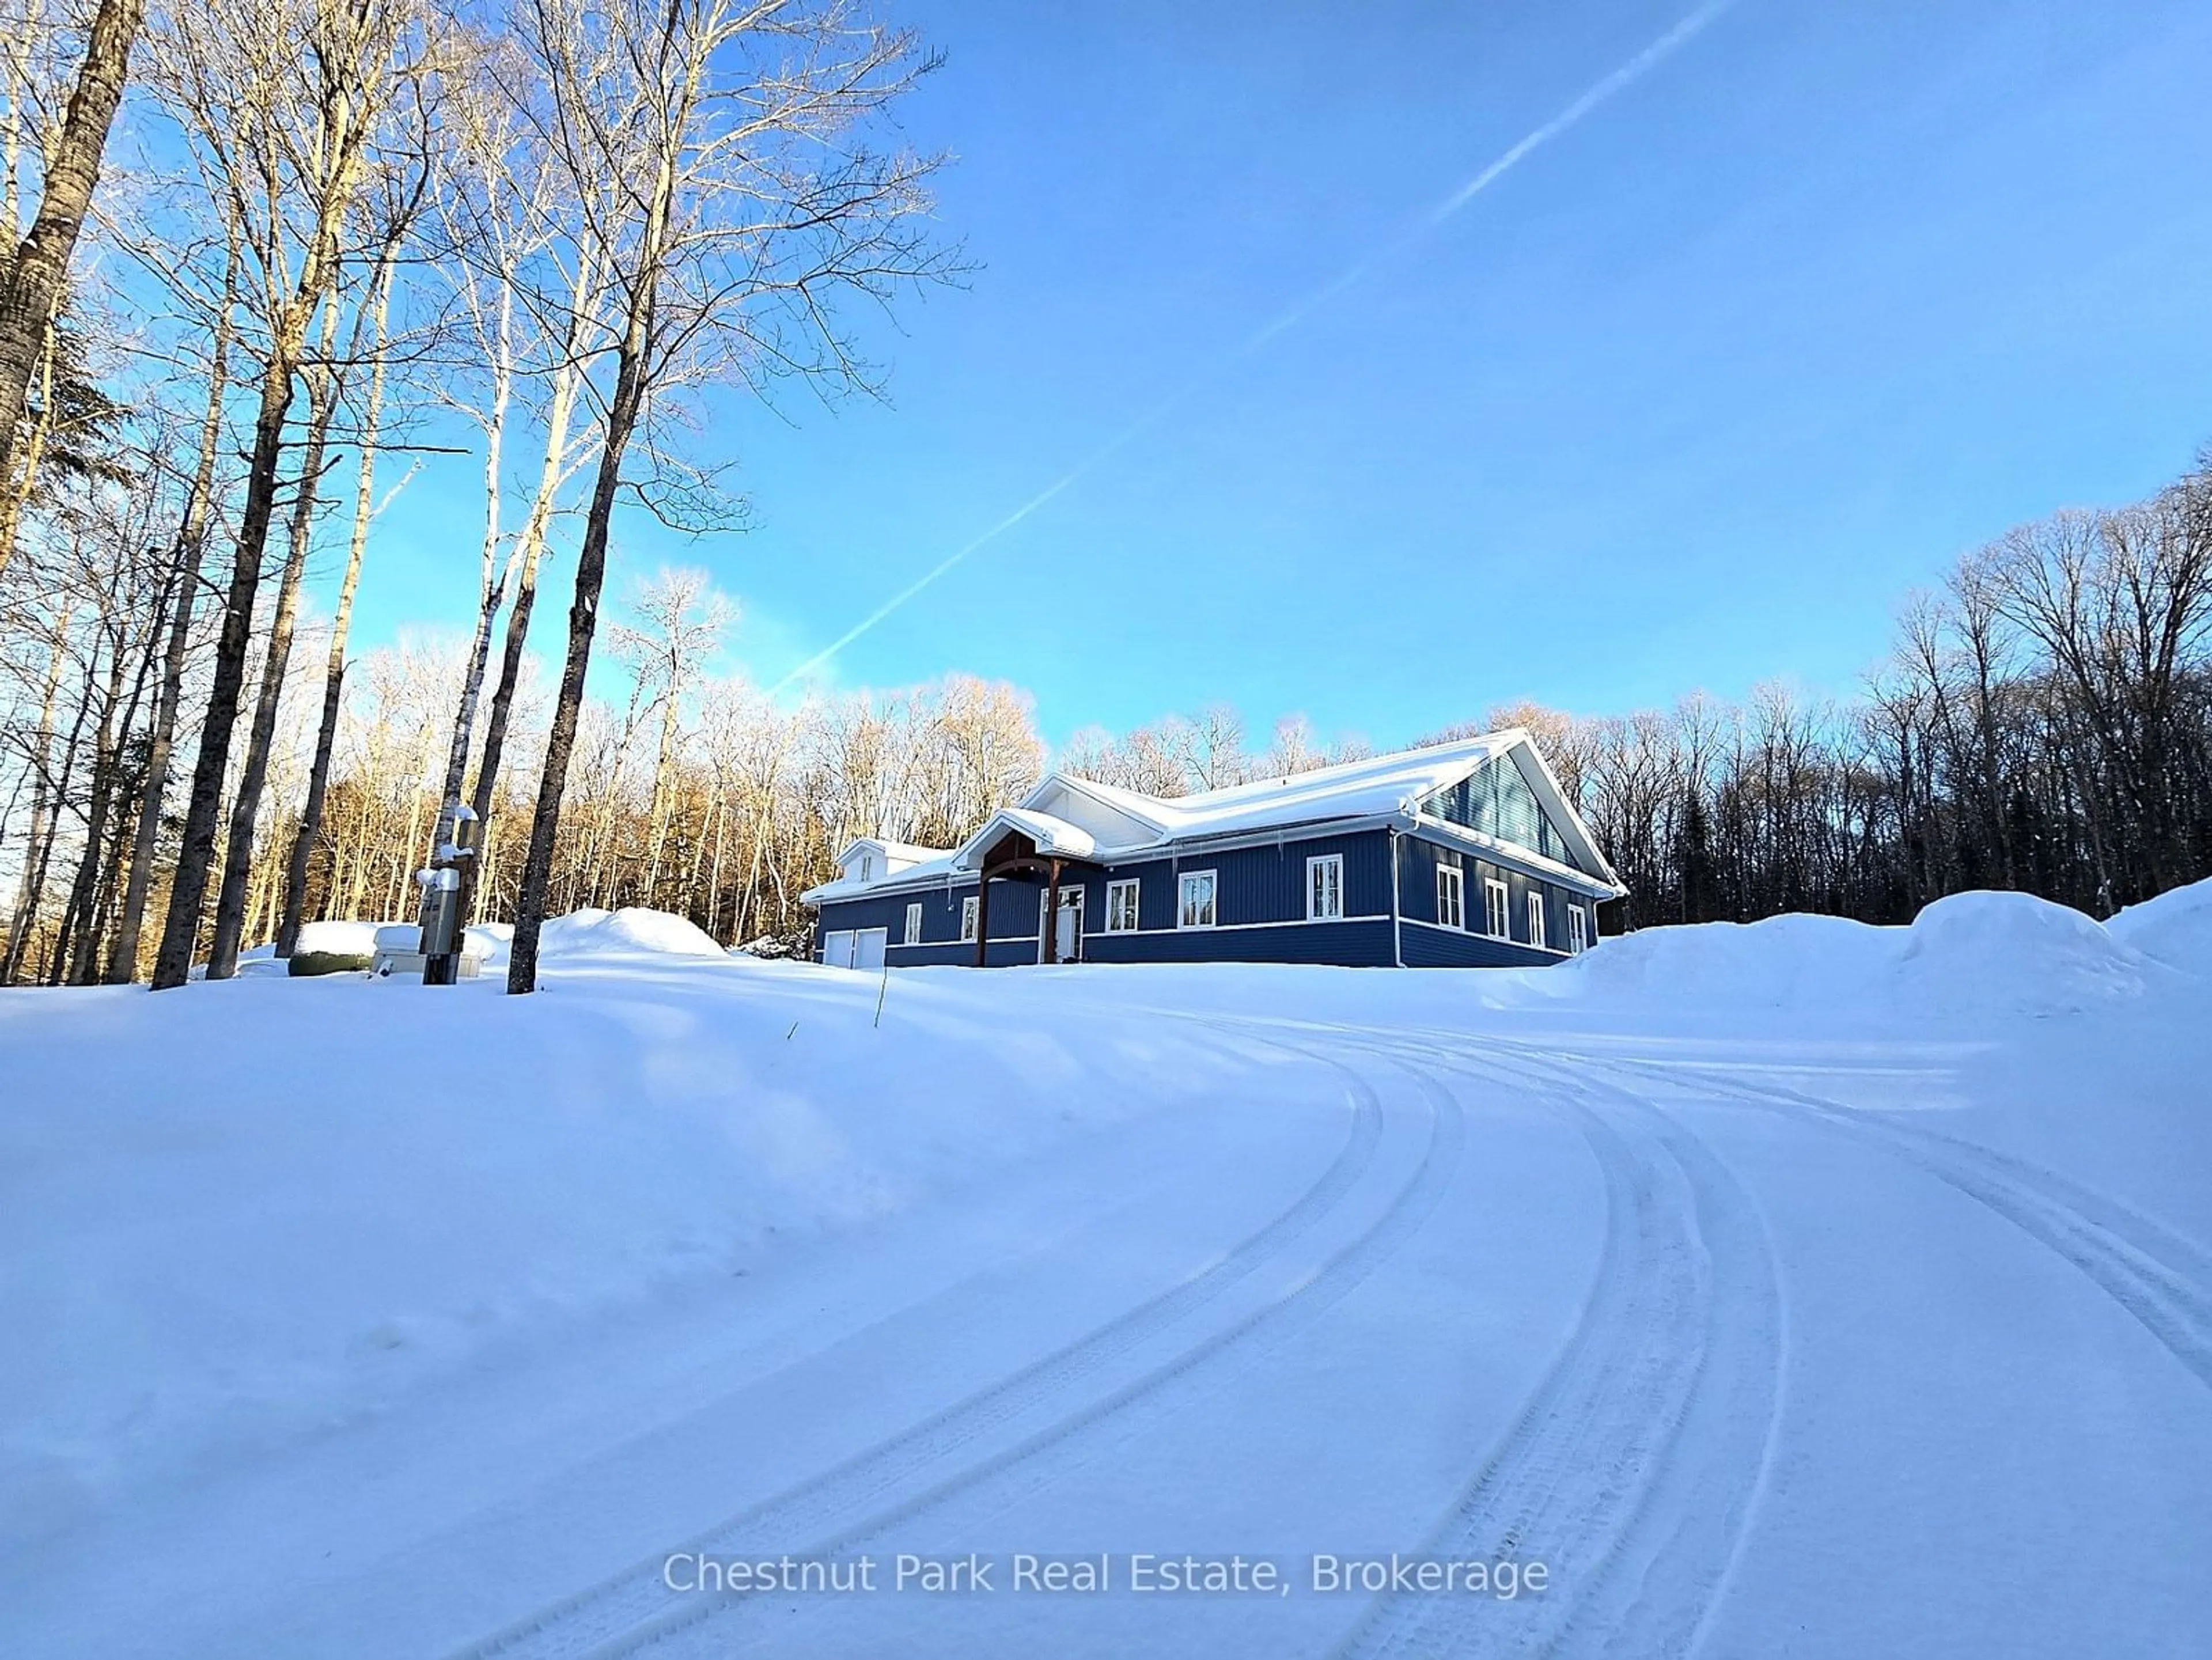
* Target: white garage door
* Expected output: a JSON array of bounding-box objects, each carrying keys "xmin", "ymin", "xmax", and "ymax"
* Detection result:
[
  {"xmin": 821, "ymin": 929, "xmax": 855, "ymax": 969},
  {"xmin": 854, "ymin": 928, "xmax": 888, "ymax": 972}
]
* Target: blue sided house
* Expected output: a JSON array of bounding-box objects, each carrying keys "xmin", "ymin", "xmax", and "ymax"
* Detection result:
[{"xmin": 801, "ymin": 730, "xmax": 1626, "ymax": 971}]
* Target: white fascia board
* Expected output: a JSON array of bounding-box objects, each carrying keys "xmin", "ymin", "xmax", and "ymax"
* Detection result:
[
  {"xmin": 1497, "ymin": 736, "xmax": 1625, "ymax": 890},
  {"xmin": 1021, "ymin": 772, "xmax": 1171, "ymax": 843},
  {"xmin": 1406, "ymin": 812, "xmax": 1625, "ymax": 899}
]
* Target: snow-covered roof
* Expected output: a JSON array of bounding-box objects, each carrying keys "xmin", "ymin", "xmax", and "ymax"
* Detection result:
[
  {"xmin": 1100, "ymin": 736, "xmax": 1509, "ymax": 842},
  {"xmin": 853, "ymin": 837, "xmax": 948, "ymax": 866},
  {"xmin": 951, "ymin": 808, "xmax": 1098, "ymax": 871},
  {"xmin": 802, "ymin": 730, "xmax": 1623, "ymax": 904}
]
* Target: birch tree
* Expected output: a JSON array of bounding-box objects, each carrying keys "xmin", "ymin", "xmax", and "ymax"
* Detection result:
[
  {"xmin": 501, "ymin": 0, "xmax": 952, "ymax": 993},
  {"xmin": 147, "ymin": 0, "xmax": 432, "ymax": 987},
  {"xmin": 0, "ymin": 0, "xmax": 142, "ymax": 513}
]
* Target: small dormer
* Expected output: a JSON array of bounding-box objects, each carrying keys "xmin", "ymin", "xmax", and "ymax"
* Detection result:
[{"xmin": 835, "ymin": 837, "xmax": 950, "ymax": 886}]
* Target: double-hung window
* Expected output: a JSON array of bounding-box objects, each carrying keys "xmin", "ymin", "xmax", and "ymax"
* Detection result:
[
  {"xmin": 1105, "ymin": 878, "xmax": 1141, "ymax": 933},
  {"xmin": 1177, "ymin": 870, "xmax": 1218, "ymax": 929},
  {"xmin": 1527, "ymin": 892, "xmax": 1546, "ymax": 950},
  {"xmin": 1306, "ymin": 854, "xmax": 1344, "ymax": 922},
  {"xmin": 1483, "ymin": 877, "xmax": 1510, "ymax": 939},
  {"xmin": 1435, "ymin": 855, "xmax": 1465, "ymax": 931},
  {"xmin": 903, "ymin": 902, "xmax": 922, "ymax": 946},
  {"xmin": 959, "ymin": 895, "xmax": 979, "ymax": 943},
  {"xmin": 1567, "ymin": 904, "xmax": 1589, "ymax": 954}
]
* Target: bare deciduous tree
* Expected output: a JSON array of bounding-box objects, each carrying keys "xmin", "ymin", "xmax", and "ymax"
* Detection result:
[{"xmin": 502, "ymin": 0, "xmax": 955, "ymax": 993}]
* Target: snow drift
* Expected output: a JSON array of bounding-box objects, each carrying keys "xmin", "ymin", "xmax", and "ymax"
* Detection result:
[
  {"xmin": 2108, "ymin": 878, "xmax": 2212, "ymax": 972},
  {"xmin": 0, "ymin": 925, "xmax": 1311, "ymax": 1548},
  {"xmin": 3, "ymin": 886, "xmax": 2210, "ymax": 1657},
  {"xmin": 1513, "ymin": 883, "xmax": 2204, "ymax": 1020}
]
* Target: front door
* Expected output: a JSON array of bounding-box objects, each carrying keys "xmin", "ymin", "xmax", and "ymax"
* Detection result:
[{"xmin": 1046, "ymin": 888, "xmax": 1083, "ymax": 964}]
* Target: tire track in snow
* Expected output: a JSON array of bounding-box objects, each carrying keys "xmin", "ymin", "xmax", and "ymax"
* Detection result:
[
  {"xmin": 1590, "ymin": 1054, "xmax": 2212, "ymax": 1395},
  {"xmin": 1313, "ymin": 1039, "xmax": 1780, "ymax": 1660},
  {"xmin": 617, "ymin": 1053, "xmax": 1471, "ymax": 1659},
  {"xmin": 449, "ymin": 1045, "xmax": 1391, "ymax": 1660}
]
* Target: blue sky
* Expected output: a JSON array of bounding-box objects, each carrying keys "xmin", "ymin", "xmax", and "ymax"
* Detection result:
[{"xmin": 351, "ymin": 0, "xmax": 2212, "ymax": 752}]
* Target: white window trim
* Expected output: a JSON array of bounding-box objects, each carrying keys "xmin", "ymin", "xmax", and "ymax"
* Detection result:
[
  {"xmin": 1105, "ymin": 877, "xmax": 1141, "ymax": 933},
  {"xmin": 1484, "ymin": 877, "xmax": 1510, "ymax": 940},
  {"xmin": 1527, "ymin": 891, "xmax": 1545, "ymax": 950},
  {"xmin": 959, "ymin": 895, "xmax": 979, "ymax": 943},
  {"xmin": 903, "ymin": 901, "xmax": 923, "ymax": 946},
  {"xmin": 857, "ymin": 854, "xmax": 874, "ymax": 882},
  {"xmin": 1177, "ymin": 869, "xmax": 1218, "ymax": 930},
  {"xmin": 1436, "ymin": 863, "xmax": 1465, "ymax": 931},
  {"xmin": 1306, "ymin": 854, "xmax": 1344, "ymax": 922},
  {"xmin": 1568, "ymin": 904, "xmax": 1589, "ymax": 954}
]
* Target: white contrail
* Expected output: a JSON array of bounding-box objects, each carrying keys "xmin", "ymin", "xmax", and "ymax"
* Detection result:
[{"xmin": 770, "ymin": 1, "xmax": 1738, "ymax": 695}]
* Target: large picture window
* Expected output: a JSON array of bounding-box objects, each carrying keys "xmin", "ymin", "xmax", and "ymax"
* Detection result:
[
  {"xmin": 1307, "ymin": 854, "xmax": 1344, "ymax": 921},
  {"xmin": 1106, "ymin": 878, "xmax": 1141, "ymax": 932},
  {"xmin": 1177, "ymin": 870, "xmax": 1218, "ymax": 929}
]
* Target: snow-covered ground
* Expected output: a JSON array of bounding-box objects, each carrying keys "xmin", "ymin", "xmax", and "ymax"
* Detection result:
[{"xmin": 2, "ymin": 889, "xmax": 2208, "ymax": 1658}]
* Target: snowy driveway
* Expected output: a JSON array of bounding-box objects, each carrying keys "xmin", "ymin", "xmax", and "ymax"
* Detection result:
[{"xmin": 2, "ymin": 899, "xmax": 2209, "ymax": 1657}]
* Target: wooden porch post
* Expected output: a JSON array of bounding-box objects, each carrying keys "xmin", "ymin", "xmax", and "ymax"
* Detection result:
[
  {"xmin": 1042, "ymin": 857, "xmax": 1063, "ymax": 964},
  {"xmin": 974, "ymin": 873, "xmax": 990, "ymax": 967}
]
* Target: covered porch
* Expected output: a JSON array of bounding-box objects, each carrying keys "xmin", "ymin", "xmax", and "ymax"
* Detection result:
[{"xmin": 962, "ymin": 812, "xmax": 1101, "ymax": 967}]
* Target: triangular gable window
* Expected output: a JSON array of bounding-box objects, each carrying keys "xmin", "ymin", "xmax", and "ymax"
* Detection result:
[{"xmin": 1422, "ymin": 757, "xmax": 1585, "ymax": 871}]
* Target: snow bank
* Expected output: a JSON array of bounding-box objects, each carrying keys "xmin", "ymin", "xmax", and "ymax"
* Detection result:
[
  {"xmin": 2108, "ymin": 876, "xmax": 2212, "ymax": 973},
  {"xmin": 0, "ymin": 941, "xmax": 1298, "ymax": 1542},
  {"xmin": 1511, "ymin": 888, "xmax": 2186, "ymax": 1021},
  {"xmin": 294, "ymin": 919, "xmax": 389, "ymax": 958},
  {"xmin": 465, "ymin": 907, "xmax": 728, "ymax": 968},
  {"xmin": 1511, "ymin": 912, "xmax": 1893, "ymax": 1013},
  {"xmin": 545, "ymin": 905, "xmax": 727, "ymax": 959},
  {"xmin": 1897, "ymin": 890, "xmax": 2154, "ymax": 1015}
]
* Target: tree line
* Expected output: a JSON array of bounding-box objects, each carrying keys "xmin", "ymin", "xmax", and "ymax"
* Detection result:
[
  {"xmin": 0, "ymin": 0, "xmax": 953, "ymax": 990},
  {"xmin": 2, "ymin": 6, "xmax": 2209, "ymax": 990},
  {"xmin": 1498, "ymin": 454, "xmax": 2212, "ymax": 928},
  {"xmin": 5, "ymin": 448, "xmax": 2208, "ymax": 981}
]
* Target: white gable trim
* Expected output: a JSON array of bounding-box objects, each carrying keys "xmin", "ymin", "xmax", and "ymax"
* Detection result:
[
  {"xmin": 1492, "ymin": 732, "xmax": 1623, "ymax": 890},
  {"xmin": 1020, "ymin": 773, "xmax": 1169, "ymax": 846},
  {"xmin": 950, "ymin": 807, "xmax": 1100, "ymax": 873}
]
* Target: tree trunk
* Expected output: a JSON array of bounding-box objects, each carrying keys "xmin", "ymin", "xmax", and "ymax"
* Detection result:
[
  {"xmin": 150, "ymin": 310, "xmax": 316, "ymax": 988},
  {"xmin": 107, "ymin": 237, "xmax": 240, "ymax": 981},
  {"xmin": 10, "ymin": 639, "xmax": 98, "ymax": 983},
  {"xmin": 421, "ymin": 276, "xmax": 522, "ymax": 941},
  {"xmin": 506, "ymin": 287, "xmax": 653, "ymax": 994},
  {"xmin": 276, "ymin": 255, "xmax": 399, "ymax": 956},
  {"xmin": 456, "ymin": 249, "xmax": 596, "ymax": 933},
  {"xmin": 2, "ymin": 621, "xmax": 69, "ymax": 979},
  {"xmin": 0, "ymin": 0, "xmax": 143, "ymax": 536},
  {"xmin": 0, "ymin": 314, "xmax": 58, "ymax": 573},
  {"xmin": 53, "ymin": 640, "xmax": 128, "ymax": 983},
  {"xmin": 205, "ymin": 302, "xmax": 342, "ymax": 979}
]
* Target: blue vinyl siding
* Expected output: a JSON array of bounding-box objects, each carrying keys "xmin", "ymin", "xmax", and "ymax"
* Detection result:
[
  {"xmin": 815, "ymin": 823, "xmax": 1594, "ymax": 970},
  {"xmin": 1084, "ymin": 831, "xmax": 1392, "ymax": 934},
  {"xmin": 1399, "ymin": 921, "xmax": 1553, "ymax": 968},
  {"xmin": 1088, "ymin": 919, "xmax": 1397, "ymax": 967},
  {"xmin": 1396, "ymin": 832, "xmax": 1578, "ymax": 959}
]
